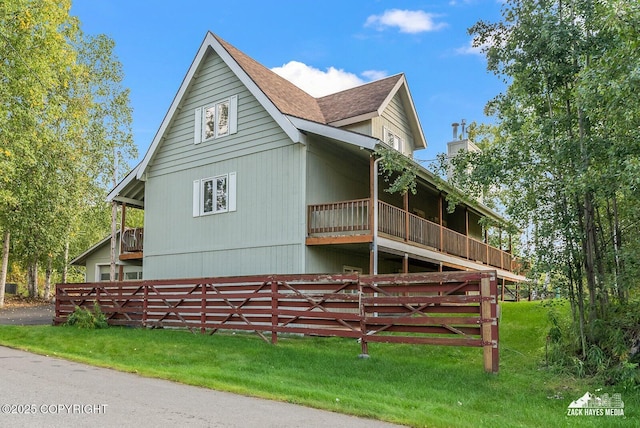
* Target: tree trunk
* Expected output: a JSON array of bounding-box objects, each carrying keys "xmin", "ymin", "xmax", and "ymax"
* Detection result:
[
  {"xmin": 62, "ymin": 240, "xmax": 69, "ymax": 284},
  {"xmin": 0, "ymin": 230, "xmax": 9, "ymax": 308},
  {"xmin": 44, "ymin": 256, "xmax": 53, "ymax": 300},
  {"xmin": 27, "ymin": 262, "xmax": 38, "ymax": 298}
]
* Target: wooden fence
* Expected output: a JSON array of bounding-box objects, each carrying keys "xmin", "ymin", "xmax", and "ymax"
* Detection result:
[{"xmin": 55, "ymin": 271, "xmax": 499, "ymax": 373}]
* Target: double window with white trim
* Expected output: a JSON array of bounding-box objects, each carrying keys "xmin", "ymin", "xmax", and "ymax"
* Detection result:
[
  {"xmin": 194, "ymin": 95, "xmax": 238, "ymax": 144},
  {"xmin": 193, "ymin": 172, "xmax": 237, "ymax": 217}
]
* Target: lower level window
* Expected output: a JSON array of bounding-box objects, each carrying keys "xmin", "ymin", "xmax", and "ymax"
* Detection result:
[
  {"xmin": 193, "ymin": 172, "xmax": 237, "ymax": 217},
  {"xmin": 202, "ymin": 175, "xmax": 228, "ymax": 214}
]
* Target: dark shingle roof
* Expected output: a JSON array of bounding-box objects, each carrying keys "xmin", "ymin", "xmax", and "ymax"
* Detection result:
[
  {"xmin": 214, "ymin": 35, "xmax": 326, "ymax": 123},
  {"xmin": 317, "ymin": 75, "xmax": 403, "ymax": 124},
  {"xmin": 214, "ymin": 34, "xmax": 403, "ymax": 126}
]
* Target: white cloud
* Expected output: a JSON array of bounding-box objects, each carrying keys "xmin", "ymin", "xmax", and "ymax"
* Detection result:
[
  {"xmin": 365, "ymin": 9, "xmax": 447, "ymax": 34},
  {"xmin": 361, "ymin": 70, "xmax": 388, "ymax": 81},
  {"xmin": 271, "ymin": 61, "xmax": 387, "ymax": 97},
  {"xmin": 456, "ymin": 39, "xmax": 485, "ymax": 56}
]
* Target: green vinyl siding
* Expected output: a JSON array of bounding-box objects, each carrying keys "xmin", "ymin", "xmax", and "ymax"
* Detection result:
[
  {"xmin": 305, "ymin": 136, "xmax": 370, "ymax": 204},
  {"xmin": 375, "ymin": 92, "xmax": 415, "ymax": 156},
  {"xmin": 142, "ymin": 48, "xmax": 306, "ymax": 279},
  {"xmin": 147, "ymin": 48, "xmax": 290, "ymax": 178}
]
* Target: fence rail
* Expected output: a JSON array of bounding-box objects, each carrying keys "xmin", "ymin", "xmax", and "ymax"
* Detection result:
[{"xmin": 56, "ymin": 271, "xmax": 499, "ymax": 373}]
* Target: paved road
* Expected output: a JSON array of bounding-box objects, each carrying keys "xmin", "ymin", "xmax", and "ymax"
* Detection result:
[{"xmin": 0, "ymin": 346, "xmax": 402, "ymax": 428}]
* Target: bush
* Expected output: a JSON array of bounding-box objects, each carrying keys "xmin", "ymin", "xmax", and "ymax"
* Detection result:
[
  {"xmin": 544, "ymin": 299, "xmax": 640, "ymax": 389},
  {"xmin": 64, "ymin": 302, "xmax": 108, "ymax": 329}
]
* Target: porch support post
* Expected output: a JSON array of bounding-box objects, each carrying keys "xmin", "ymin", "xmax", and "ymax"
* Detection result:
[
  {"xmin": 369, "ymin": 156, "xmax": 375, "ymax": 274},
  {"xmin": 118, "ymin": 203, "xmax": 127, "ymax": 281},
  {"xmin": 485, "ymin": 228, "xmax": 490, "ymax": 266},
  {"xmin": 404, "ymin": 192, "xmax": 409, "ymax": 242},
  {"xmin": 403, "ymin": 253, "xmax": 409, "ymax": 274},
  {"xmin": 465, "ymin": 207, "xmax": 469, "ymax": 259},
  {"xmin": 371, "ymin": 157, "xmax": 382, "ymax": 275},
  {"xmin": 438, "ymin": 193, "xmax": 444, "ymax": 251}
]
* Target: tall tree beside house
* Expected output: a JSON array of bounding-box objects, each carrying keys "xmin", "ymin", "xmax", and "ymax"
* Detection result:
[
  {"xmin": 0, "ymin": 0, "xmax": 135, "ymax": 304},
  {"xmin": 454, "ymin": 0, "xmax": 640, "ymax": 383}
]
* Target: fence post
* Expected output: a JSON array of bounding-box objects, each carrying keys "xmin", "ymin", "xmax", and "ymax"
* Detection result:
[
  {"xmin": 142, "ymin": 282, "xmax": 148, "ymax": 328},
  {"xmin": 480, "ymin": 272, "xmax": 499, "ymax": 373},
  {"xmin": 200, "ymin": 282, "xmax": 207, "ymax": 334},
  {"xmin": 358, "ymin": 278, "xmax": 369, "ymax": 358},
  {"xmin": 271, "ymin": 277, "xmax": 278, "ymax": 345}
]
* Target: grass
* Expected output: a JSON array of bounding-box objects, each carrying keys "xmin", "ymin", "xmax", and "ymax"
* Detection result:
[{"xmin": 0, "ymin": 301, "xmax": 637, "ymax": 427}]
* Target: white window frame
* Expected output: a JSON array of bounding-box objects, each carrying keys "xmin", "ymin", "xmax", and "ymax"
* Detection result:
[
  {"xmin": 193, "ymin": 172, "xmax": 237, "ymax": 217},
  {"xmin": 194, "ymin": 95, "xmax": 238, "ymax": 144},
  {"xmin": 383, "ymin": 126, "xmax": 403, "ymax": 153},
  {"xmin": 343, "ymin": 265, "xmax": 363, "ymax": 274},
  {"xmin": 201, "ymin": 174, "xmax": 228, "ymax": 215}
]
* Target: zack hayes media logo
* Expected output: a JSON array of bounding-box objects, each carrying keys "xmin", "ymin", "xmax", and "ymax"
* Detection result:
[{"xmin": 567, "ymin": 391, "xmax": 625, "ymax": 417}]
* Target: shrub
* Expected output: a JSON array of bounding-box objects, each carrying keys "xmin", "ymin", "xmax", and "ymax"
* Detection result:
[{"xmin": 64, "ymin": 302, "xmax": 108, "ymax": 329}]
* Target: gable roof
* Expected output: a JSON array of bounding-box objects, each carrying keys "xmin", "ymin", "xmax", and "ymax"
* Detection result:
[
  {"xmin": 214, "ymin": 35, "xmax": 326, "ymax": 123},
  {"xmin": 134, "ymin": 31, "xmax": 427, "ymax": 180}
]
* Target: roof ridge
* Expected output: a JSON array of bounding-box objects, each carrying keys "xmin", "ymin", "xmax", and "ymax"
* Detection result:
[{"xmin": 212, "ymin": 33, "xmax": 327, "ymax": 123}]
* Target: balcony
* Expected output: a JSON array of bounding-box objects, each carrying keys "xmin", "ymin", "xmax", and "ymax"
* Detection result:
[
  {"xmin": 119, "ymin": 227, "xmax": 143, "ymax": 260},
  {"xmin": 308, "ymin": 199, "xmax": 517, "ymax": 272}
]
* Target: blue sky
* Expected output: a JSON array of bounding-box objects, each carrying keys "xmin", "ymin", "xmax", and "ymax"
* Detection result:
[{"xmin": 70, "ymin": 0, "xmax": 506, "ymax": 168}]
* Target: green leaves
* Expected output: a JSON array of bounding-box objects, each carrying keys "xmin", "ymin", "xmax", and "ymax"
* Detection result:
[
  {"xmin": 0, "ymin": 0, "xmax": 135, "ymax": 293},
  {"xmin": 374, "ymin": 145, "xmax": 418, "ymax": 196},
  {"xmin": 466, "ymin": 0, "xmax": 640, "ymax": 371}
]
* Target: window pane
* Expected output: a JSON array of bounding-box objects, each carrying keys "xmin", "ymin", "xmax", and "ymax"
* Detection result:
[
  {"xmin": 217, "ymin": 101, "xmax": 229, "ymax": 136},
  {"xmin": 203, "ymin": 180, "xmax": 214, "ymax": 213},
  {"xmin": 204, "ymin": 106, "xmax": 216, "ymax": 140},
  {"xmin": 216, "ymin": 176, "xmax": 227, "ymax": 211}
]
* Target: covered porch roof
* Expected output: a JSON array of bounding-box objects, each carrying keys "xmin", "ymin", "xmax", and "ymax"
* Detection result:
[{"xmin": 106, "ymin": 164, "xmax": 145, "ymax": 209}]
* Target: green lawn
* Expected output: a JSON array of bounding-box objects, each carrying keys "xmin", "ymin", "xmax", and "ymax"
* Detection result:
[{"xmin": 0, "ymin": 301, "xmax": 636, "ymax": 427}]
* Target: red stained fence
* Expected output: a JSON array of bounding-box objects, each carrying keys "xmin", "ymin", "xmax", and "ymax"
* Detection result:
[{"xmin": 56, "ymin": 271, "xmax": 499, "ymax": 373}]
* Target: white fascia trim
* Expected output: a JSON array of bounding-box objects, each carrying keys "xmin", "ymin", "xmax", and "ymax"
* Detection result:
[
  {"xmin": 107, "ymin": 164, "xmax": 140, "ymax": 202},
  {"xmin": 378, "ymin": 237, "xmax": 527, "ymax": 283},
  {"xmin": 327, "ymin": 111, "xmax": 378, "ymax": 128},
  {"xmin": 137, "ymin": 33, "xmax": 302, "ymax": 179},
  {"xmin": 286, "ymin": 116, "xmax": 378, "ymax": 150},
  {"xmin": 112, "ymin": 196, "xmax": 144, "ymax": 209},
  {"xmin": 378, "ymin": 75, "xmax": 427, "ymax": 150},
  {"xmin": 377, "ymin": 74, "xmax": 406, "ymax": 116}
]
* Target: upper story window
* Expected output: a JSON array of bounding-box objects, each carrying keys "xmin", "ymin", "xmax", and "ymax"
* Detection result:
[
  {"xmin": 383, "ymin": 126, "xmax": 403, "ymax": 153},
  {"xmin": 194, "ymin": 95, "xmax": 238, "ymax": 144}
]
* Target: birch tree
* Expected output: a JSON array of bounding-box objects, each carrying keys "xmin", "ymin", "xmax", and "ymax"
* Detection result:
[
  {"xmin": 456, "ymin": 0, "xmax": 640, "ymax": 377},
  {"xmin": 0, "ymin": 0, "xmax": 134, "ymax": 303}
]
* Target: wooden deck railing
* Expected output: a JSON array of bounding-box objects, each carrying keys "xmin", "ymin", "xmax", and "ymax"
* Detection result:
[
  {"xmin": 308, "ymin": 199, "xmax": 514, "ymax": 271},
  {"xmin": 308, "ymin": 199, "xmax": 369, "ymax": 234},
  {"xmin": 55, "ymin": 271, "xmax": 500, "ymax": 373},
  {"xmin": 121, "ymin": 228, "xmax": 144, "ymax": 253}
]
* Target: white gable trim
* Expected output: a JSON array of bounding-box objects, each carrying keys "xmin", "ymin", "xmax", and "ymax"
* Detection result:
[
  {"xmin": 286, "ymin": 116, "xmax": 378, "ymax": 150},
  {"xmin": 378, "ymin": 75, "xmax": 427, "ymax": 150},
  {"xmin": 137, "ymin": 32, "xmax": 301, "ymax": 179},
  {"xmin": 107, "ymin": 164, "xmax": 141, "ymax": 203}
]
